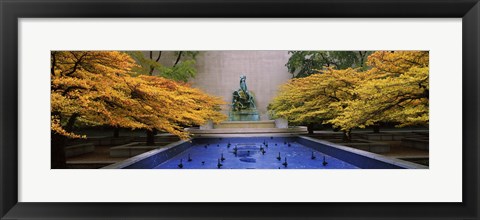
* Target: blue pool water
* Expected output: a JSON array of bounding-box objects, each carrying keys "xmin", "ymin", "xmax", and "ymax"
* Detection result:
[{"xmin": 154, "ymin": 137, "xmax": 359, "ymax": 169}]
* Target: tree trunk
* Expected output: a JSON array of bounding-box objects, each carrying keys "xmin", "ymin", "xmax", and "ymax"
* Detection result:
[
  {"xmin": 342, "ymin": 129, "xmax": 352, "ymax": 143},
  {"xmin": 51, "ymin": 114, "xmax": 78, "ymax": 169},
  {"xmin": 307, "ymin": 123, "xmax": 314, "ymax": 134},
  {"xmin": 51, "ymin": 132, "xmax": 67, "ymax": 169},
  {"xmin": 113, "ymin": 127, "xmax": 120, "ymax": 138},
  {"xmin": 146, "ymin": 129, "xmax": 156, "ymax": 146},
  {"xmin": 373, "ymin": 124, "xmax": 380, "ymax": 133}
]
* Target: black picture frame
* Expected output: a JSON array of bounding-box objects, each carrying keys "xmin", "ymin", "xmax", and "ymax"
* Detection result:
[{"xmin": 1, "ymin": 0, "xmax": 479, "ymax": 219}]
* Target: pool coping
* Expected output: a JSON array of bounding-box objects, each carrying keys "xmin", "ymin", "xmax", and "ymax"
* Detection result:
[
  {"xmin": 185, "ymin": 127, "xmax": 308, "ymax": 135},
  {"xmin": 101, "ymin": 139, "xmax": 190, "ymax": 169},
  {"xmin": 297, "ymin": 135, "xmax": 428, "ymax": 169}
]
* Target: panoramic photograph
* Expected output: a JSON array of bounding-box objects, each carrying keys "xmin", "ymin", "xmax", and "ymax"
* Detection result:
[{"xmin": 51, "ymin": 50, "xmax": 429, "ymax": 169}]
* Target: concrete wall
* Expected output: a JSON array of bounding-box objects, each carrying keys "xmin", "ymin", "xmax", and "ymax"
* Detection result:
[{"xmin": 189, "ymin": 51, "xmax": 292, "ymax": 120}]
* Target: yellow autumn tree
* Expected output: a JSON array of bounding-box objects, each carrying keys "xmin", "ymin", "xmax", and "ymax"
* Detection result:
[
  {"xmin": 51, "ymin": 51, "xmax": 225, "ymax": 168},
  {"xmin": 329, "ymin": 51, "xmax": 429, "ymax": 132},
  {"xmin": 269, "ymin": 51, "xmax": 429, "ymax": 141},
  {"xmin": 269, "ymin": 67, "xmax": 367, "ymax": 139},
  {"xmin": 122, "ymin": 75, "xmax": 225, "ymax": 141},
  {"xmin": 126, "ymin": 51, "xmax": 206, "ymax": 145},
  {"xmin": 51, "ymin": 51, "xmax": 142, "ymax": 137}
]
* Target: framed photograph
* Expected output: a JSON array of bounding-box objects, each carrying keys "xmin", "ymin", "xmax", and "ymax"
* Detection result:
[{"xmin": 1, "ymin": 0, "xmax": 479, "ymax": 219}]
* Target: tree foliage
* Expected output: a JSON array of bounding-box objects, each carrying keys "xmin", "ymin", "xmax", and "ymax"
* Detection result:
[
  {"xmin": 51, "ymin": 51, "xmax": 225, "ymax": 139},
  {"xmin": 329, "ymin": 51, "xmax": 429, "ymax": 131},
  {"xmin": 51, "ymin": 51, "xmax": 140, "ymax": 138},
  {"xmin": 126, "ymin": 51, "xmax": 202, "ymax": 144},
  {"xmin": 268, "ymin": 67, "xmax": 365, "ymax": 125},
  {"xmin": 286, "ymin": 51, "xmax": 372, "ymax": 78},
  {"xmin": 122, "ymin": 75, "xmax": 226, "ymax": 139},
  {"xmin": 127, "ymin": 51, "xmax": 199, "ymax": 82},
  {"xmin": 270, "ymin": 51, "xmax": 429, "ymax": 139}
]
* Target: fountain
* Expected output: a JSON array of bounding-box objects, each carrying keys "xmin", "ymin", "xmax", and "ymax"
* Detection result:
[
  {"xmin": 185, "ymin": 75, "xmax": 308, "ymax": 136},
  {"xmin": 229, "ymin": 75, "xmax": 260, "ymax": 121}
]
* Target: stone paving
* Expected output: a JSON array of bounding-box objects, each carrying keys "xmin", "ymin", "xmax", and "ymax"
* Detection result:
[
  {"xmin": 66, "ymin": 146, "xmax": 130, "ymax": 169},
  {"xmin": 379, "ymin": 141, "xmax": 429, "ymax": 158}
]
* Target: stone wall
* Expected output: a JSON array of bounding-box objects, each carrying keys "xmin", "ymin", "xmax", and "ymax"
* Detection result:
[{"xmin": 189, "ymin": 51, "xmax": 292, "ymax": 120}]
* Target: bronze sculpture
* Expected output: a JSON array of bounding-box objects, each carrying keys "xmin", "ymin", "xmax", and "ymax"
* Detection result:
[{"xmin": 232, "ymin": 75, "xmax": 256, "ymax": 111}]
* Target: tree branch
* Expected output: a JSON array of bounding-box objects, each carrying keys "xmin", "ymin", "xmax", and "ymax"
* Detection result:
[
  {"xmin": 155, "ymin": 51, "xmax": 162, "ymax": 62},
  {"xmin": 173, "ymin": 51, "xmax": 183, "ymax": 67},
  {"xmin": 61, "ymin": 86, "xmax": 87, "ymax": 96},
  {"xmin": 64, "ymin": 53, "xmax": 86, "ymax": 76}
]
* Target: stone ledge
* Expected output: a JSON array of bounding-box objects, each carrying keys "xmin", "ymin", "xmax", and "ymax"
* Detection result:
[
  {"xmin": 69, "ymin": 136, "xmax": 134, "ymax": 146},
  {"xmin": 110, "ymin": 142, "xmax": 162, "ymax": 158},
  {"xmin": 213, "ymin": 120, "xmax": 276, "ymax": 129},
  {"xmin": 402, "ymin": 137, "xmax": 429, "ymax": 150},
  {"xmin": 65, "ymin": 143, "xmax": 95, "ymax": 158},
  {"xmin": 132, "ymin": 135, "xmax": 180, "ymax": 143},
  {"xmin": 187, "ymin": 126, "xmax": 307, "ymax": 135},
  {"xmin": 191, "ymin": 133, "xmax": 302, "ymax": 138},
  {"xmin": 322, "ymin": 138, "xmax": 390, "ymax": 153},
  {"xmin": 66, "ymin": 161, "xmax": 117, "ymax": 169},
  {"xmin": 355, "ymin": 132, "xmax": 428, "ymax": 141}
]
